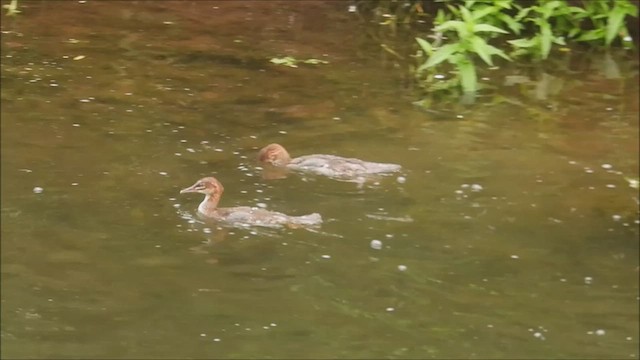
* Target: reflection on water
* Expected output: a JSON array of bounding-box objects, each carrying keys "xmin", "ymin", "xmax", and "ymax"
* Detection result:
[{"xmin": 1, "ymin": 1, "xmax": 638, "ymax": 359}]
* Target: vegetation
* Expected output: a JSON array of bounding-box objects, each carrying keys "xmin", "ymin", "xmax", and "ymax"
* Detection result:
[
  {"xmin": 363, "ymin": 0, "xmax": 638, "ymax": 95},
  {"xmin": 269, "ymin": 56, "xmax": 329, "ymax": 68},
  {"xmin": 3, "ymin": 0, "xmax": 19, "ymax": 16}
]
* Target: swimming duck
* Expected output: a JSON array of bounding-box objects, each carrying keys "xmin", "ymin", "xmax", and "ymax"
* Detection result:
[
  {"xmin": 257, "ymin": 143, "xmax": 402, "ymax": 180},
  {"xmin": 180, "ymin": 176, "xmax": 322, "ymax": 228}
]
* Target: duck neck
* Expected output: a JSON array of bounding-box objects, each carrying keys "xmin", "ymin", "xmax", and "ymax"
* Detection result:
[{"xmin": 198, "ymin": 194, "xmax": 220, "ymax": 215}]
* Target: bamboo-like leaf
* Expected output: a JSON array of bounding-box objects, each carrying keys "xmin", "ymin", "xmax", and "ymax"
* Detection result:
[
  {"xmin": 605, "ymin": 6, "xmax": 625, "ymax": 46},
  {"xmin": 434, "ymin": 20, "xmax": 465, "ymax": 33},
  {"xmin": 498, "ymin": 13, "xmax": 523, "ymax": 34},
  {"xmin": 486, "ymin": 43, "xmax": 511, "ymax": 61},
  {"xmin": 419, "ymin": 44, "xmax": 458, "ymax": 71},
  {"xmin": 415, "ymin": 37, "xmax": 432, "ymax": 55},
  {"xmin": 473, "ymin": 23, "xmax": 509, "ymax": 34},
  {"xmin": 460, "ymin": 6, "xmax": 473, "ymax": 23},
  {"xmin": 508, "ymin": 38, "xmax": 537, "ymax": 48},
  {"xmin": 576, "ymin": 29, "xmax": 604, "ymax": 42},
  {"xmin": 471, "ymin": 6, "xmax": 496, "ymax": 21},
  {"xmin": 470, "ymin": 36, "xmax": 493, "ymax": 66}
]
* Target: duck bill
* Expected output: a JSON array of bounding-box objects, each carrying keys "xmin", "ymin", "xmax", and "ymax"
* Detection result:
[{"xmin": 180, "ymin": 184, "xmax": 199, "ymax": 194}]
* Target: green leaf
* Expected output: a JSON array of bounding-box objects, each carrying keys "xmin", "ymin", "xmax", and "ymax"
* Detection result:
[
  {"xmin": 515, "ymin": 6, "xmax": 532, "ymax": 21},
  {"xmin": 540, "ymin": 23, "xmax": 552, "ymax": 59},
  {"xmin": 576, "ymin": 29, "xmax": 604, "ymax": 42},
  {"xmin": 471, "ymin": 6, "xmax": 496, "ymax": 21},
  {"xmin": 497, "ymin": 13, "xmax": 523, "ymax": 34},
  {"xmin": 605, "ymin": 6, "xmax": 626, "ymax": 45},
  {"xmin": 470, "ymin": 36, "xmax": 493, "ymax": 66},
  {"xmin": 457, "ymin": 59, "xmax": 477, "ymax": 93},
  {"xmin": 419, "ymin": 44, "xmax": 459, "ymax": 71},
  {"xmin": 434, "ymin": 20, "xmax": 465, "ymax": 33},
  {"xmin": 568, "ymin": 27, "xmax": 581, "ymax": 38},
  {"xmin": 415, "ymin": 37, "xmax": 432, "ymax": 55},
  {"xmin": 460, "ymin": 6, "xmax": 473, "ymax": 23},
  {"xmin": 552, "ymin": 36, "xmax": 566, "ymax": 46},
  {"xmin": 473, "ymin": 23, "xmax": 509, "ymax": 34},
  {"xmin": 486, "ymin": 44, "xmax": 511, "ymax": 61},
  {"xmin": 508, "ymin": 37, "xmax": 537, "ymax": 48}
]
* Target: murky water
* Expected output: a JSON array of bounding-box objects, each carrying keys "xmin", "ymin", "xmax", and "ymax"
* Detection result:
[{"xmin": 2, "ymin": 1, "xmax": 638, "ymax": 359}]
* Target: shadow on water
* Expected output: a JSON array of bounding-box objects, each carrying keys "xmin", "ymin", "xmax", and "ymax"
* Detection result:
[{"xmin": 1, "ymin": 1, "xmax": 638, "ymax": 359}]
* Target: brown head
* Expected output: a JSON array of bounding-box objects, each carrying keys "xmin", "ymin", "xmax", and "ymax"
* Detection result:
[
  {"xmin": 257, "ymin": 143, "xmax": 291, "ymax": 166},
  {"xmin": 180, "ymin": 176, "xmax": 224, "ymax": 198}
]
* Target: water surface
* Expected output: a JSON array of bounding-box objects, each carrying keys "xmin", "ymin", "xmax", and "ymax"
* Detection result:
[{"xmin": 1, "ymin": 1, "xmax": 638, "ymax": 359}]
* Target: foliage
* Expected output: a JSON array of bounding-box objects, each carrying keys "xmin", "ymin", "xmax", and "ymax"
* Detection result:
[
  {"xmin": 269, "ymin": 56, "xmax": 329, "ymax": 68},
  {"xmin": 415, "ymin": 1, "xmax": 512, "ymax": 93},
  {"xmin": 412, "ymin": 0, "xmax": 638, "ymax": 95},
  {"xmin": 3, "ymin": 0, "xmax": 20, "ymax": 16}
]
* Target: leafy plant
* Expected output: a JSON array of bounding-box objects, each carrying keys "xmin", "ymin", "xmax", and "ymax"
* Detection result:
[
  {"xmin": 412, "ymin": 0, "xmax": 638, "ymax": 95},
  {"xmin": 574, "ymin": 0, "xmax": 638, "ymax": 46},
  {"xmin": 507, "ymin": 1, "xmax": 579, "ymax": 59},
  {"xmin": 415, "ymin": 1, "xmax": 511, "ymax": 93}
]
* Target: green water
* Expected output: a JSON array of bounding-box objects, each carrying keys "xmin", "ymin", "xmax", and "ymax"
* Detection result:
[{"xmin": 1, "ymin": 1, "xmax": 638, "ymax": 359}]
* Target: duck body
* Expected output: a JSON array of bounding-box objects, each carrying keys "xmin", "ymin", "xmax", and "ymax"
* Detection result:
[
  {"xmin": 181, "ymin": 176, "xmax": 322, "ymax": 228},
  {"xmin": 258, "ymin": 143, "xmax": 401, "ymax": 180},
  {"xmin": 289, "ymin": 154, "xmax": 401, "ymax": 179}
]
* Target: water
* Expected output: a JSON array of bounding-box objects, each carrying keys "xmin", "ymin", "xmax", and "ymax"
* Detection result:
[{"xmin": 2, "ymin": 1, "xmax": 638, "ymax": 359}]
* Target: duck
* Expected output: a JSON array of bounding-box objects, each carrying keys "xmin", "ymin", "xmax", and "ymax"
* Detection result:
[
  {"xmin": 257, "ymin": 143, "xmax": 402, "ymax": 180},
  {"xmin": 180, "ymin": 176, "xmax": 322, "ymax": 228}
]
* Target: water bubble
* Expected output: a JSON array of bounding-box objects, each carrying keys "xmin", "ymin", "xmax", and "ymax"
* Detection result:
[
  {"xmin": 321, "ymin": 255, "xmax": 331, "ymax": 259},
  {"xmin": 584, "ymin": 276, "xmax": 593, "ymax": 285},
  {"xmin": 595, "ymin": 329, "xmax": 605, "ymax": 336},
  {"xmin": 612, "ymin": 214, "xmax": 622, "ymax": 221},
  {"xmin": 470, "ymin": 184, "xmax": 483, "ymax": 192},
  {"xmin": 606, "ymin": 184, "xmax": 616, "ymax": 189},
  {"xmin": 396, "ymin": 176, "xmax": 406, "ymax": 184},
  {"xmin": 370, "ymin": 240, "xmax": 383, "ymax": 250},
  {"xmin": 33, "ymin": 187, "xmax": 44, "ymax": 194},
  {"xmin": 510, "ymin": 255, "xmax": 519, "ymax": 259},
  {"xmin": 256, "ymin": 203, "xmax": 267, "ymax": 208},
  {"xmin": 533, "ymin": 332, "xmax": 545, "ymax": 340},
  {"xmin": 213, "ymin": 338, "xmax": 221, "ymax": 342},
  {"xmin": 397, "ymin": 265, "xmax": 407, "ymax": 271},
  {"xmin": 386, "ymin": 307, "xmax": 395, "ymax": 312},
  {"xmin": 601, "ymin": 164, "xmax": 613, "ymax": 169}
]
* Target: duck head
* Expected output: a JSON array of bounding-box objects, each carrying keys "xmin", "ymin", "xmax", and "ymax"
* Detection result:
[
  {"xmin": 180, "ymin": 176, "xmax": 224, "ymax": 198},
  {"xmin": 257, "ymin": 143, "xmax": 291, "ymax": 166}
]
